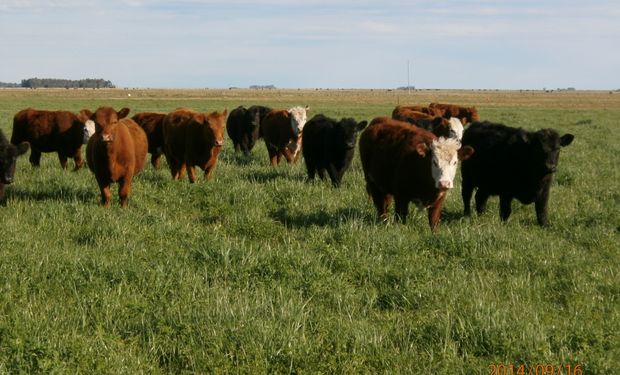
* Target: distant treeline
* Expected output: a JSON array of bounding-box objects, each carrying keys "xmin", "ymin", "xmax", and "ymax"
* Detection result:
[{"xmin": 0, "ymin": 78, "xmax": 115, "ymax": 89}]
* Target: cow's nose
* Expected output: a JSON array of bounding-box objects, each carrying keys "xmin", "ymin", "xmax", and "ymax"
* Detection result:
[
  {"xmin": 215, "ymin": 139, "xmax": 224, "ymax": 147},
  {"xmin": 438, "ymin": 180, "xmax": 452, "ymax": 190},
  {"xmin": 546, "ymin": 165, "xmax": 557, "ymax": 173},
  {"xmin": 3, "ymin": 176, "xmax": 12, "ymax": 184},
  {"xmin": 102, "ymin": 134, "xmax": 113, "ymax": 142}
]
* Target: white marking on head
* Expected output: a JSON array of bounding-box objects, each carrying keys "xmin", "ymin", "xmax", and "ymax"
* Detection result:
[
  {"xmin": 83, "ymin": 120, "xmax": 96, "ymax": 144},
  {"xmin": 288, "ymin": 106, "xmax": 309, "ymax": 136},
  {"xmin": 430, "ymin": 137, "xmax": 461, "ymax": 190},
  {"xmin": 448, "ymin": 117, "xmax": 464, "ymax": 141}
]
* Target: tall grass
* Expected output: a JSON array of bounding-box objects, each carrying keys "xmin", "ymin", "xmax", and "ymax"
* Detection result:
[{"xmin": 0, "ymin": 89, "xmax": 618, "ymax": 374}]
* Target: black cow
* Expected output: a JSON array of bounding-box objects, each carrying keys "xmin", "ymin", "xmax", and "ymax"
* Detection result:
[
  {"xmin": 302, "ymin": 114, "xmax": 368, "ymax": 187},
  {"xmin": 461, "ymin": 121, "xmax": 574, "ymax": 226},
  {"xmin": 226, "ymin": 105, "xmax": 272, "ymax": 155},
  {"xmin": 0, "ymin": 129, "xmax": 29, "ymax": 202}
]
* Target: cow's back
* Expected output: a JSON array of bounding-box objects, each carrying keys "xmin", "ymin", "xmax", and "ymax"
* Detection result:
[
  {"xmin": 163, "ymin": 109, "xmax": 195, "ymax": 159},
  {"xmin": 12, "ymin": 108, "xmax": 80, "ymax": 151},
  {"xmin": 124, "ymin": 119, "xmax": 148, "ymax": 175},
  {"xmin": 360, "ymin": 118, "xmax": 436, "ymax": 196},
  {"xmin": 132, "ymin": 112, "xmax": 165, "ymax": 153}
]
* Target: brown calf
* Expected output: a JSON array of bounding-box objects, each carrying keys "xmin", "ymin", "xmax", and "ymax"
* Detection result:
[
  {"xmin": 260, "ymin": 106, "xmax": 309, "ymax": 166},
  {"xmin": 359, "ymin": 117, "xmax": 474, "ymax": 231},
  {"xmin": 162, "ymin": 108, "xmax": 227, "ymax": 182},
  {"xmin": 11, "ymin": 108, "xmax": 95, "ymax": 170},
  {"xmin": 82, "ymin": 107, "xmax": 148, "ymax": 207}
]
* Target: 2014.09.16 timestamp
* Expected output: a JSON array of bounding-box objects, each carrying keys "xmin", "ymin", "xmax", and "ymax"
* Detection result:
[{"xmin": 488, "ymin": 363, "xmax": 582, "ymax": 375}]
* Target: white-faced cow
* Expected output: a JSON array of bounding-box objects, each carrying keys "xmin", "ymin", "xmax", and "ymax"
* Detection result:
[
  {"xmin": 11, "ymin": 108, "xmax": 95, "ymax": 170},
  {"xmin": 461, "ymin": 121, "xmax": 574, "ymax": 226},
  {"xmin": 260, "ymin": 106, "xmax": 309, "ymax": 166},
  {"xmin": 359, "ymin": 117, "xmax": 474, "ymax": 231},
  {"xmin": 302, "ymin": 114, "xmax": 367, "ymax": 187}
]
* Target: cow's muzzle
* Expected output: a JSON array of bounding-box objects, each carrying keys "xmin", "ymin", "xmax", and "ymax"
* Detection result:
[
  {"xmin": 215, "ymin": 139, "xmax": 225, "ymax": 147},
  {"xmin": 102, "ymin": 134, "xmax": 114, "ymax": 143}
]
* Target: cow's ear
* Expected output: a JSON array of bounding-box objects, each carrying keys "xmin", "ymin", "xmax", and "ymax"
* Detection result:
[
  {"xmin": 305, "ymin": 105, "xmax": 310, "ymax": 112},
  {"xmin": 461, "ymin": 117, "xmax": 468, "ymax": 125},
  {"xmin": 415, "ymin": 142, "xmax": 429, "ymax": 157},
  {"xmin": 222, "ymin": 109, "xmax": 228, "ymax": 117},
  {"xmin": 514, "ymin": 129, "xmax": 530, "ymax": 143},
  {"xmin": 432, "ymin": 117, "xmax": 445, "ymax": 129},
  {"xmin": 357, "ymin": 120, "xmax": 368, "ymax": 131},
  {"xmin": 458, "ymin": 145, "xmax": 475, "ymax": 161},
  {"xmin": 560, "ymin": 134, "xmax": 574, "ymax": 147},
  {"xmin": 118, "ymin": 108, "xmax": 131, "ymax": 119},
  {"xmin": 78, "ymin": 109, "xmax": 92, "ymax": 123},
  {"xmin": 16, "ymin": 142, "xmax": 30, "ymax": 156}
]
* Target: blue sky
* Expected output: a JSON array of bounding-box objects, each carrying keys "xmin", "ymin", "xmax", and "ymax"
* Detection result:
[{"xmin": 1, "ymin": 0, "xmax": 618, "ymax": 89}]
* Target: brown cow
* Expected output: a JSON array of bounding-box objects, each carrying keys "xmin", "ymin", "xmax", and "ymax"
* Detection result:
[
  {"xmin": 429, "ymin": 102, "xmax": 479, "ymax": 124},
  {"xmin": 131, "ymin": 112, "xmax": 166, "ymax": 169},
  {"xmin": 260, "ymin": 106, "xmax": 309, "ymax": 166},
  {"xmin": 392, "ymin": 106, "xmax": 465, "ymax": 140},
  {"xmin": 393, "ymin": 105, "xmax": 437, "ymax": 116},
  {"xmin": 359, "ymin": 117, "xmax": 474, "ymax": 231},
  {"xmin": 162, "ymin": 108, "xmax": 227, "ymax": 182},
  {"xmin": 11, "ymin": 108, "xmax": 95, "ymax": 170},
  {"xmin": 81, "ymin": 107, "xmax": 148, "ymax": 207}
]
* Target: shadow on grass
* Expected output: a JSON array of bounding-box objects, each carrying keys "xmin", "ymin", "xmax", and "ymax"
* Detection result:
[
  {"xmin": 269, "ymin": 207, "xmax": 373, "ymax": 228},
  {"xmin": 7, "ymin": 185, "xmax": 96, "ymax": 204},
  {"xmin": 243, "ymin": 170, "xmax": 290, "ymax": 184}
]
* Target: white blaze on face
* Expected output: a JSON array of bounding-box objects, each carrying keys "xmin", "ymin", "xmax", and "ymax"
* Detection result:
[
  {"xmin": 430, "ymin": 137, "xmax": 461, "ymax": 190},
  {"xmin": 288, "ymin": 106, "xmax": 308, "ymax": 136},
  {"xmin": 83, "ymin": 120, "xmax": 96, "ymax": 144},
  {"xmin": 448, "ymin": 117, "xmax": 464, "ymax": 141}
]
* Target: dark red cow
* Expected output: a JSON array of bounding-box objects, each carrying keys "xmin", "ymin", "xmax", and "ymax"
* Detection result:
[
  {"xmin": 429, "ymin": 102, "xmax": 480, "ymax": 124},
  {"xmin": 81, "ymin": 107, "xmax": 148, "ymax": 207},
  {"xmin": 162, "ymin": 108, "xmax": 227, "ymax": 182},
  {"xmin": 131, "ymin": 112, "xmax": 166, "ymax": 169},
  {"xmin": 359, "ymin": 117, "xmax": 474, "ymax": 231},
  {"xmin": 11, "ymin": 108, "xmax": 95, "ymax": 170},
  {"xmin": 260, "ymin": 106, "xmax": 309, "ymax": 166}
]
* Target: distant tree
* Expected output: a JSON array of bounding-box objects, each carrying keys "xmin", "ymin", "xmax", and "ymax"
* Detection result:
[{"xmin": 20, "ymin": 78, "xmax": 114, "ymax": 89}]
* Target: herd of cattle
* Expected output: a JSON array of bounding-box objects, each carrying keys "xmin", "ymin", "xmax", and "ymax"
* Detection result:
[{"xmin": 0, "ymin": 101, "xmax": 574, "ymax": 231}]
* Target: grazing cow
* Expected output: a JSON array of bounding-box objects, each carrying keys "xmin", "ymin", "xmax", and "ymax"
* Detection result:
[
  {"xmin": 302, "ymin": 114, "xmax": 368, "ymax": 187},
  {"xmin": 11, "ymin": 108, "xmax": 95, "ymax": 170},
  {"xmin": 0, "ymin": 130, "xmax": 29, "ymax": 202},
  {"xmin": 392, "ymin": 106, "xmax": 463, "ymax": 140},
  {"xmin": 359, "ymin": 117, "xmax": 474, "ymax": 231},
  {"xmin": 460, "ymin": 121, "xmax": 574, "ymax": 226},
  {"xmin": 162, "ymin": 108, "xmax": 227, "ymax": 182},
  {"xmin": 82, "ymin": 107, "xmax": 148, "ymax": 207},
  {"xmin": 429, "ymin": 102, "xmax": 480, "ymax": 124},
  {"xmin": 260, "ymin": 106, "xmax": 309, "ymax": 166},
  {"xmin": 131, "ymin": 112, "xmax": 166, "ymax": 169},
  {"xmin": 226, "ymin": 105, "xmax": 272, "ymax": 155},
  {"xmin": 393, "ymin": 105, "xmax": 437, "ymax": 116}
]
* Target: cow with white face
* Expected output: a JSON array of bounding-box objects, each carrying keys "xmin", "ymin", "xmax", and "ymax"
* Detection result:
[
  {"xmin": 260, "ymin": 106, "xmax": 310, "ymax": 166},
  {"xmin": 447, "ymin": 118, "xmax": 464, "ymax": 141},
  {"xmin": 359, "ymin": 117, "xmax": 474, "ymax": 231}
]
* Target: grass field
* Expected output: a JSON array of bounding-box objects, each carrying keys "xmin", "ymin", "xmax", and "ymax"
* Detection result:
[{"xmin": 0, "ymin": 88, "xmax": 618, "ymax": 374}]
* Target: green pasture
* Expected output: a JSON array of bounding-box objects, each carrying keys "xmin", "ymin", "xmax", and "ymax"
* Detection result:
[{"xmin": 0, "ymin": 89, "xmax": 618, "ymax": 374}]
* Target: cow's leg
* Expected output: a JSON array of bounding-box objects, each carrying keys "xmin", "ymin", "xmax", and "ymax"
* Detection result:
[
  {"xmin": 118, "ymin": 177, "xmax": 132, "ymax": 208},
  {"xmin": 58, "ymin": 154, "xmax": 69, "ymax": 170},
  {"xmin": 152, "ymin": 153, "xmax": 162, "ymax": 169},
  {"xmin": 266, "ymin": 145, "xmax": 278, "ymax": 166},
  {"xmin": 204, "ymin": 162, "xmax": 217, "ymax": 181},
  {"xmin": 475, "ymin": 189, "xmax": 490, "ymax": 214},
  {"xmin": 187, "ymin": 165, "xmax": 197, "ymax": 183},
  {"xmin": 305, "ymin": 161, "xmax": 316, "ymax": 181},
  {"xmin": 317, "ymin": 168, "xmax": 326, "ymax": 180},
  {"xmin": 234, "ymin": 143, "xmax": 241, "ymax": 153},
  {"xmin": 29, "ymin": 149, "xmax": 42, "ymax": 167},
  {"xmin": 72, "ymin": 149, "xmax": 84, "ymax": 171},
  {"xmin": 535, "ymin": 185, "xmax": 551, "ymax": 226},
  {"xmin": 427, "ymin": 194, "xmax": 447, "ymax": 232},
  {"xmin": 394, "ymin": 197, "xmax": 409, "ymax": 224},
  {"xmin": 499, "ymin": 195, "xmax": 513, "ymax": 222},
  {"xmin": 0, "ymin": 184, "xmax": 5, "ymax": 203},
  {"xmin": 99, "ymin": 183, "xmax": 112, "ymax": 208},
  {"xmin": 327, "ymin": 165, "xmax": 341, "ymax": 187},
  {"xmin": 462, "ymin": 180, "xmax": 474, "ymax": 216},
  {"xmin": 367, "ymin": 182, "xmax": 391, "ymax": 221},
  {"xmin": 178, "ymin": 163, "xmax": 187, "ymax": 180}
]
